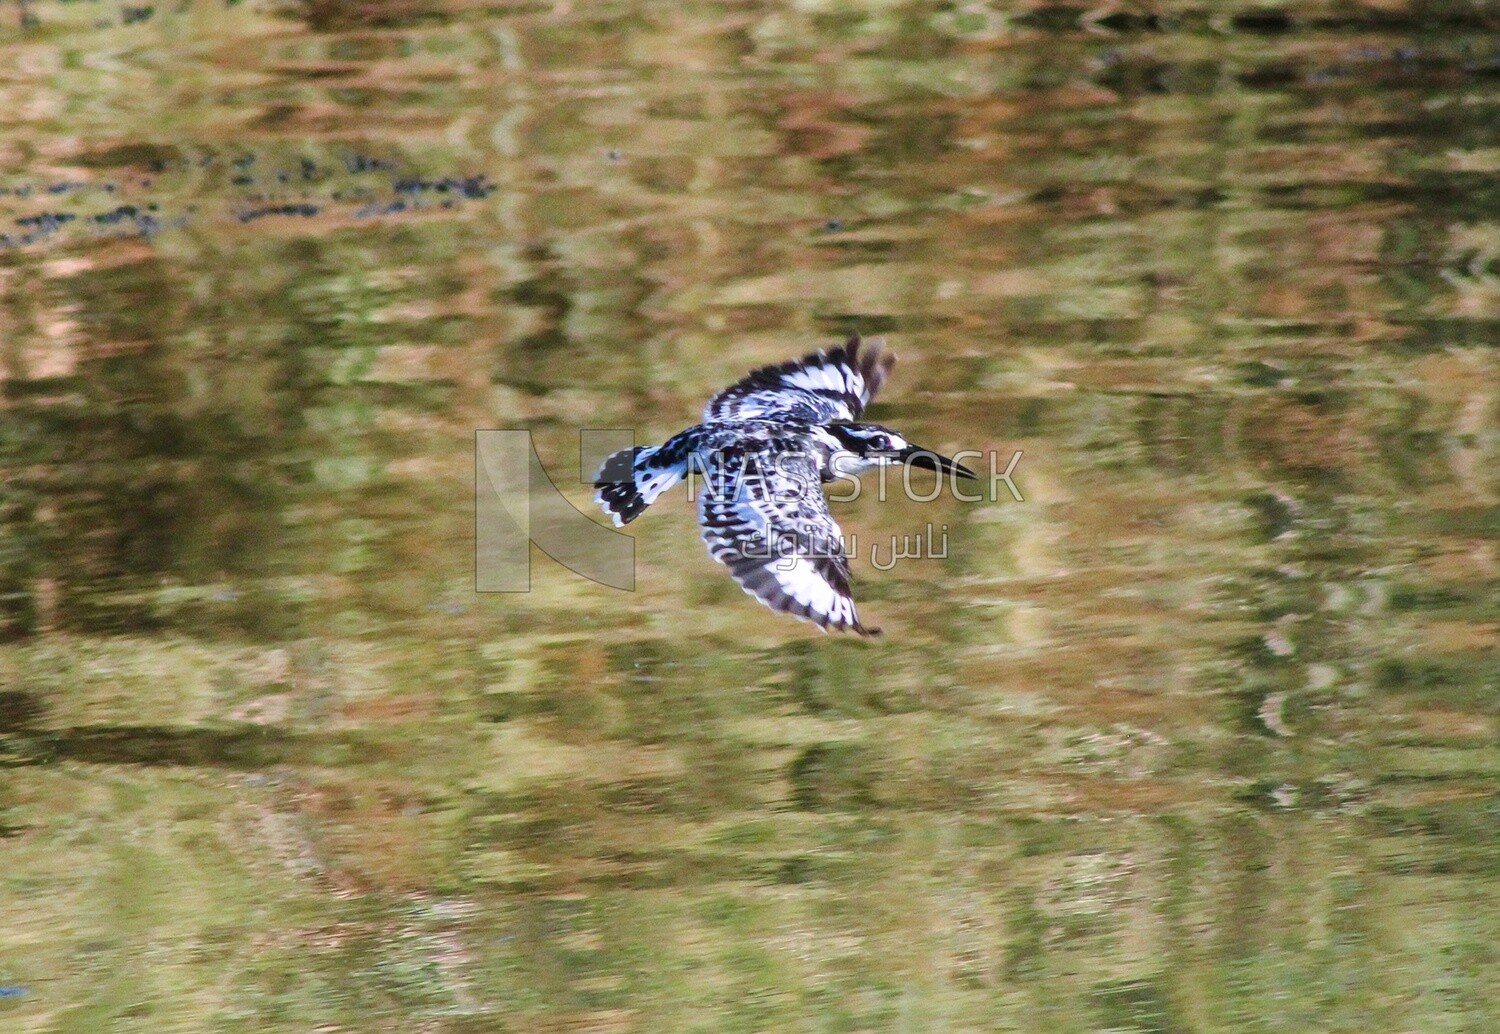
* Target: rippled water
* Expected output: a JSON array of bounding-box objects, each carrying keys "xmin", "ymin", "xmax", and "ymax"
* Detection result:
[{"xmin": 2, "ymin": 2, "xmax": 1498, "ymax": 1031}]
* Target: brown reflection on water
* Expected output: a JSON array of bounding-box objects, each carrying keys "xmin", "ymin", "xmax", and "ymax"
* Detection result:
[{"xmin": 1, "ymin": 1, "xmax": 1498, "ymax": 1031}]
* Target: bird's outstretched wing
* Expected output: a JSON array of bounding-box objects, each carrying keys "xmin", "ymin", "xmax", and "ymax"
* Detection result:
[
  {"xmin": 697, "ymin": 449, "xmax": 878, "ymax": 636},
  {"xmin": 703, "ymin": 334, "xmax": 896, "ymax": 425}
]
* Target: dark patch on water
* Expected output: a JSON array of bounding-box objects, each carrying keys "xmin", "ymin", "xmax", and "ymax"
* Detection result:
[
  {"xmin": 1243, "ymin": 493, "xmax": 1297, "ymax": 542},
  {"xmin": 1089, "ymin": 978, "xmax": 1182, "ymax": 1034},
  {"xmin": 1, "ymin": 724, "xmax": 386, "ymax": 769},
  {"xmin": 787, "ymin": 743, "xmax": 876, "ymax": 811},
  {"xmin": 0, "ymin": 151, "xmax": 496, "ymax": 252},
  {"xmin": 0, "ymin": 691, "xmax": 47, "ymax": 732}
]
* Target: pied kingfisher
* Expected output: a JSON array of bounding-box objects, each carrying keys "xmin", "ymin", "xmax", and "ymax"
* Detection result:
[{"xmin": 593, "ymin": 335, "xmax": 977, "ymax": 636}]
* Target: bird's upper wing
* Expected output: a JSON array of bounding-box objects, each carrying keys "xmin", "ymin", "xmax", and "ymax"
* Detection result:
[
  {"xmin": 703, "ymin": 334, "xmax": 896, "ymax": 425},
  {"xmin": 697, "ymin": 450, "xmax": 878, "ymax": 636}
]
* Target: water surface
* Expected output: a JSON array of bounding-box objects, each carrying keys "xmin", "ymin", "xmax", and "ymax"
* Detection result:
[{"xmin": 1, "ymin": 2, "xmax": 1498, "ymax": 1031}]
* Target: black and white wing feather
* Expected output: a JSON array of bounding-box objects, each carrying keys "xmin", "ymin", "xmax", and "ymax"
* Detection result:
[
  {"xmin": 697, "ymin": 449, "xmax": 878, "ymax": 636},
  {"xmin": 703, "ymin": 334, "xmax": 896, "ymax": 426}
]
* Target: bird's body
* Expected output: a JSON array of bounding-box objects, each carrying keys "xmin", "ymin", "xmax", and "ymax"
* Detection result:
[{"xmin": 594, "ymin": 336, "xmax": 974, "ymax": 636}]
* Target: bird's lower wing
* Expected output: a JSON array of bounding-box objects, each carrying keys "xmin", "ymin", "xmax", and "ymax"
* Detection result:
[{"xmin": 697, "ymin": 454, "xmax": 878, "ymax": 636}]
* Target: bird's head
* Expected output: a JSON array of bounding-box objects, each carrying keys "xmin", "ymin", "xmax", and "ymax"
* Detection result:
[{"xmin": 823, "ymin": 423, "xmax": 978, "ymax": 479}]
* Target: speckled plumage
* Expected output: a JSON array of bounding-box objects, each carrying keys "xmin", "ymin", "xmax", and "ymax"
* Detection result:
[{"xmin": 594, "ymin": 335, "xmax": 967, "ymax": 636}]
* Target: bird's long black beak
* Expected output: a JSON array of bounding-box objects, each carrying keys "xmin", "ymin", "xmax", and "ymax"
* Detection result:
[{"xmin": 901, "ymin": 447, "xmax": 978, "ymax": 479}]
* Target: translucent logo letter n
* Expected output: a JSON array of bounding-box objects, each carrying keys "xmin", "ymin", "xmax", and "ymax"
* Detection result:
[{"xmin": 475, "ymin": 430, "xmax": 635, "ymax": 592}]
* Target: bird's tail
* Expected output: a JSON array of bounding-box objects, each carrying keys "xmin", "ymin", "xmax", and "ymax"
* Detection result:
[{"xmin": 593, "ymin": 444, "xmax": 684, "ymax": 526}]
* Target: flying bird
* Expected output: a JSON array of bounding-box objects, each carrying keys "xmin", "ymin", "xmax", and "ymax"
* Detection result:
[{"xmin": 594, "ymin": 335, "xmax": 976, "ymax": 635}]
